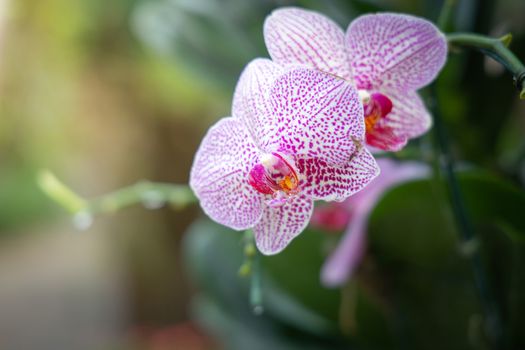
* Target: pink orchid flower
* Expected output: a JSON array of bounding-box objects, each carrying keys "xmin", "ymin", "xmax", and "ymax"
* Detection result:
[
  {"xmin": 264, "ymin": 8, "xmax": 448, "ymax": 151},
  {"xmin": 313, "ymin": 158, "xmax": 429, "ymax": 287},
  {"xmin": 190, "ymin": 59, "xmax": 380, "ymax": 255}
]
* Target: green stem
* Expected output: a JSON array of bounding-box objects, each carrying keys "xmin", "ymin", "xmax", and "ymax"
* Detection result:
[
  {"xmin": 38, "ymin": 170, "xmax": 88, "ymax": 213},
  {"xmin": 87, "ymin": 181, "xmax": 196, "ymax": 213},
  {"xmin": 38, "ymin": 170, "xmax": 196, "ymax": 217},
  {"xmin": 436, "ymin": 7, "xmax": 508, "ymax": 348},
  {"xmin": 250, "ymin": 250, "xmax": 264, "ymax": 315},
  {"xmin": 437, "ymin": 0, "xmax": 457, "ymax": 31},
  {"xmin": 447, "ymin": 33, "xmax": 525, "ymax": 99},
  {"xmin": 239, "ymin": 230, "xmax": 264, "ymax": 315},
  {"xmin": 429, "ymin": 85, "xmax": 503, "ymax": 347}
]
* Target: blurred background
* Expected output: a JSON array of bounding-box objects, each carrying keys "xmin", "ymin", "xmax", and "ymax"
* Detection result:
[{"xmin": 0, "ymin": 0, "xmax": 524, "ymax": 349}]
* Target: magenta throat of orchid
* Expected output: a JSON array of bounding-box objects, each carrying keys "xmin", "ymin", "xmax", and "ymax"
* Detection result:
[
  {"xmin": 359, "ymin": 90, "xmax": 393, "ymax": 133},
  {"xmin": 248, "ymin": 152, "xmax": 300, "ymax": 207}
]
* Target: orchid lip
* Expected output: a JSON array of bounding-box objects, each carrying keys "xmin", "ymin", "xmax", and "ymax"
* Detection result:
[
  {"xmin": 359, "ymin": 90, "xmax": 393, "ymax": 133},
  {"xmin": 248, "ymin": 152, "xmax": 300, "ymax": 204}
]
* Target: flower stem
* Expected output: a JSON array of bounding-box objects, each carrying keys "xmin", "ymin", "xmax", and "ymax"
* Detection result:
[
  {"xmin": 429, "ymin": 85, "xmax": 503, "ymax": 347},
  {"xmin": 38, "ymin": 169, "xmax": 196, "ymax": 219},
  {"xmin": 434, "ymin": 6, "xmax": 516, "ymax": 346},
  {"xmin": 437, "ymin": 0, "xmax": 457, "ymax": 31},
  {"xmin": 87, "ymin": 181, "xmax": 196, "ymax": 213},
  {"xmin": 250, "ymin": 249, "xmax": 264, "ymax": 315},
  {"xmin": 38, "ymin": 170, "xmax": 88, "ymax": 213},
  {"xmin": 239, "ymin": 230, "xmax": 264, "ymax": 315},
  {"xmin": 447, "ymin": 32, "xmax": 525, "ymax": 99}
]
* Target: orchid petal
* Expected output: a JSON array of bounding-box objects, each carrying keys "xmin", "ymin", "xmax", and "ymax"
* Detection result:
[
  {"xmin": 254, "ymin": 194, "xmax": 314, "ymax": 255},
  {"xmin": 190, "ymin": 117, "xmax": 263, "ymax": 230},
  {"xmin": 366, "ymin": 125, "xmax": 408, "ymax": 151},
  {"xmin": 384, "ymin": 89, "xmax": 432, "ymax": 139},
  {"xmin": 265, "ymin": 68, "xmax": 364, "ymax": 166},
  {"xmin": 366, "ymin": 89, "xmax": 431, "ymax": 150},
  {"xmin": 320, "ymin": 209, "xmax": 368, "ymax": 287},
  {"xmin": 346, "ymin": 13, "xmax": 447, "ymax": 91},
  {"xmin": 298, "ymin": 147, "xmax": 379, "ymax": 201},
  {"xmin": 310, "ymin": 202, "xmax": 351, "ymax": 232},
  {"xmin": 232, "ymin": 58, "xmax": 284, "ymax": 146},
  {"xmin": 264, "ymin": 7, "xmax": 352, "ymax": 80}
]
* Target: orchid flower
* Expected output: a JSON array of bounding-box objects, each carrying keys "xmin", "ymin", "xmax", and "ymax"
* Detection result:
[
  {"xmin": 312, "ymin": 158, "xmax": 430, "ymax": 287},
  {"xmin": 264, "ymin": 8, "xmax": 448, "ymax": 151},
  {"xmin": 190, "ymin": 59, "xmax": 380, "ymax": 255}
]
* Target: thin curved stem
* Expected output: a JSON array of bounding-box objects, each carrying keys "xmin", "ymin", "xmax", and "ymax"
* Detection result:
[
  {"xmin": 87, "ymin": 181, "xmax": 196, "ymax": 213},
  {"xmin": 38, "ymin": 169, "xmax": 196, "ymax": 217},
  {"xmin": 447, "ymin": 33, "xmax": 525, "ymax": 99}
]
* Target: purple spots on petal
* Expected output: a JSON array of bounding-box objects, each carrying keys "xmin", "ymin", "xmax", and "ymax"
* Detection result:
[
  {"xmin": 346, "ymin": 13, "xmax": 447, "ymax": 91},
  {"xmin": 264, "ymin": 7, "xmax": 353, "ymax": 81},
  {"xmin": 189, "ymin": 117, "xmax": 264, "ymax": 230},
  {"xmin": 267, "ymin": 68, "xmax": 365, "ymax": 166},
  {"xmin": 297, "ymin": 148, "xmax": 380, "ymax": 201},
  {"xmin": 254, "ymin": 194, "xmax": 314, "ymax": 255}
]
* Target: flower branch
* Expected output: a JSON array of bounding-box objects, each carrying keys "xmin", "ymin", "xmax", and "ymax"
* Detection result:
[
  {"xmin": 38, "ymin": 170, "xmax": 196, "ymax": 228},
  {"xmin": 238, "ymin": 230, "xmax": 264, "ymax": 315},
  {"xmin": 431, "ymin": 4, "xmax": 509, "ymax": 345},
  {"xmin": 447, "ymin": 32, "xmax": 525, "ymax": 99},
  {"xmin": 431, "ymin": 20, "xmax": 510, "ymax": 349}
]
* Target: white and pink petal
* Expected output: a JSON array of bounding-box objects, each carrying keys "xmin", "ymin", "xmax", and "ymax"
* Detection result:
[
  {"xmin": 264, "ymin": 7, "xmax": 353, "ymax": 80},
  {"xmin": 382, "ymin": 89, "xmax": 432, "ymax": 139},
  {"xmin": 254, "ymin": 194, "xmax": 314, "ymax": 255},
  {"xmin": 232, "ymin": 58, "xmax": 284, "ymax": 146},
  {"xmin": 265, "ymin": 67, "xmax": 364, "ymax": 166},
  {"xmin": 366, "ymin": 125, "xmax": 408, "ymax": 151},
  {"xmin": 346, "ymin": 13, "xmax": 447, "ymax": 91},
  {"xmin": 190, "ymin": 117, "xmax": 263, "ymax": 230},
  {"xmin": 297, "ymin": 147, "xmax": 380, "ymax": 201}
]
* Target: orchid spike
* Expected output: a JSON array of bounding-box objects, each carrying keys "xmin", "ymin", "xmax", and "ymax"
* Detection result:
[
  {"xmin": 190, "ymin": 60, "xmax": 380, "ymax": 255},
  {"xmin": 312, "ymin": 159, "xmax": 430, "ymax": 287},
  {"xmin": 264, "ymin": 8, "xmax": 448, "ymax": 151}
]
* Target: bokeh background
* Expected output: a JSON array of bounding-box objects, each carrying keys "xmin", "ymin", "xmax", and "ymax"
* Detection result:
[{"xmin": 0, "ymin": 0, "xmax": 524, "ymax": 349}]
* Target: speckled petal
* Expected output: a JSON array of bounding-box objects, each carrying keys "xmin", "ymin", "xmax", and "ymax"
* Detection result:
[
  {"xmin": 265, "ymin": 68, "xmax": 364, "ymax": 166},
  {"xmin": 264, "ymin": 7, "xmax": 352, "ymax": 80},
  {"xmin": 190, "ymin": 117, "xmax": 263, "ymax": 230},
  {"xmin": 297, "ymin": 147, "xmax": 379, "ymax": 201},
  {"xmin": 384, "ymin": 89, "xmax": 432, "ymax": 139},
  {"xmin": 232, "ymin": 58, "xmax": 284, "ymax": 146},
  {"xmin": 346, "ymin": 13, "xmax": 447, "ymax": 91},
  {"xmin": 254, "ymin": 194, "xmax": 314, "ymax": 255}
]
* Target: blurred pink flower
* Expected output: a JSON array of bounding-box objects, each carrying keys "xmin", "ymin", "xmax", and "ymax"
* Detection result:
[
  {"xmin": 315, "ymin": 158, "xmax": 429, "ymax": 287},
  {"xmin": 264, "ymin": 8, "xmax": 447, "ymax": 151},
  {"xmin": 190, "ymin": 60, "xmax": 379, "ymax": 255},
  {"xmin": 311, "ymin": 201, "xmax": 352, "ymax": 232}
]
